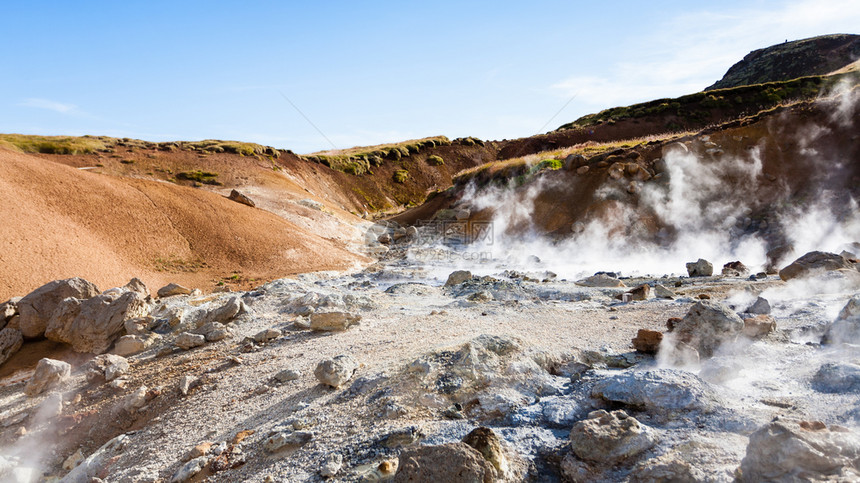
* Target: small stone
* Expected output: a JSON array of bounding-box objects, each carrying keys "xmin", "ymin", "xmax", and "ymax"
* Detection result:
[
  {"xmin": 445, "ymin": 270, "xmax": 472, "ymax": 286},
  {"xmin": 179, "ymin": 375, "xmax": 197, "ymax": 396},
  {"xmin": 62, "ymin": 448, "xmax": 85, "ymax": 470},
  {"xmin": 320, "ymin": 453, "xmax": 343, "ymax": 478},
  {"xmin": 686, "ymin": 258, "xmax": 714, "ymax": 277},
  {"xmin": 743, "ymin": 315, "xmax": 776, "ymax": 338},
  {"xmin": 722, "ymin": 261, "xmax": 749, "ymax": 276},
  {"xmin": 654, "ymin": 284, "xmax": 676, "ymax": 299},
  {"xmin": 314, "ymin": 355, "xmax": 358, "ymax": 388},
  {"xmin": 124, "ymin": 386, "xmax": 148, "ymax": 412},
  {"xmin": 25, "ymin": 358, "xmax": 71, "ymax": 397},
  {"xmin": 310, "ymin": 312, "xmax": 361, "ymax": 332},
  {"xmin": 175, "ymin": 332, "xmax": 205, "ymax": 350},
  {"xmin": 157, "ymin": 283, "xmax": 192, "ymax": 298},
  {"xmin": 616, "ymin": 284, "xmax": 650, "ymax": 301},
  {"xmin": 576, "ymin": 274, "xmax": 626, "ymax": 287},
  {"xmin": 253, "ymin": 328, "xmax": 282, "ymax": 343},
  {"xmin": 569, "ymin": 409, "xmax": 658, "ymax": 464},
  {"xmin": 232, "ymin": 429, "xmax": 254, "ymax": 445},
  {"xmin": 263, "ymin": 431, "xmax": 313, "ymax": 452},
  {"xmin": 632, "ymin": 329, "xmax": 663, "ymax": 354},
  {"xmin": 275, "ymin": 369, "xmax": 301, "ymax": 383},
  {"xmin": 171, "ymin": 456, "xmax": 208, "ymax": 483},
  {"xmin": 185, "ymin": 441, "xmax": 213, "ymax": 461},
  {"xmin": 383, "ymin": 426, "xmax": 423, "ymax": 448},
  {"xmin": 228, "ymin": 189, "xmax": 256, "ymax": 207},
  {"xmin": 113, "ymin": 335, "xmax": 149, "ymax": 356},
  {"xmin": 747, "ymin": 296, "xmax": 771, "ymax": 315}
]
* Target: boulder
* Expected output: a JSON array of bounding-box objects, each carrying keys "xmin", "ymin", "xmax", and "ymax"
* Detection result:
[
  {"xmin": 811, "ymin": 363, "xmax": 860, "ymax": 393},
  {"xmin": 122, "ymin": 278, "xmax": 150, "ymax": 298},
  {"xmin": 742, "ymin": 315, "xmax": 776, "ymax": 338},
  {"xmin": 779, "ymin": 251, "xmax": 854, "ymax": 281},
  {"xmin": 85, "ymin": 354, "xmax": 130, "ymax": 383},
  {"xmin": 685, "ymin": 259, "xmax": 713, "ymax": 277},
  {"xmin": 445, "ymin": 270, "xmax": 473, "ymax": 286},
  {"xmin": 113, "ymin": 335, "xmax": 149, "ymax": 356},
  {"xmin": 671, "ymin": 301, "xmax": 744, "ymax": 357},
  {"xmin": 45, "ymin": 290, "xmax": 149, "ymax": 354},
  {"xmin": 616, "ymin": 284, "xmax": 650, "ymax": 301},
  {"xmin": 227, "ymin": 189, "xmax": 255, "ymax": 208},
  {"xmin": 462, "ymin": 427, "xmax": 509, "ymax": 477},
  {"xmin": 393, "ymin": 442, "xmax": 496, "ymax": 483},
  {"xmin": 197, "ymin": 296, "xmax": 244, "ymax": 326},
  {"xmin": 175, "ymin": 332, "xmax": 205, "ymax": 350},
  {"xmin": 653, "ymin": 284, "xmax": 675, "ymax": 299},
  {"xmin": 591, "ymin": 369, "xmax": 720, "ymax": 414},
  {"xmin": 632, "ymin": 329, "xmax": 662, "ymax": 355},
  {"xmin": 24, "ymin": 358, "xmax": 71, "ymax": 397},
  {"xmin": 0, "ymin": 328, "xmax": 23, "ymax": 366},
  {"xmin": 253, "ymin": 328, "xmax": 281, "ymax": 343},
  {"xmin": 310, "ymin": 312, "xmax": 361, "ymax": 332},
  {"xmin": 746, "ymin": 296, "xmax": 771, "ymax": 315},
  {"xmin": 822, "ymin": 295, "xmax": 860, "ymax": 344},
  {"xmin": 722, "ymin": 261, "xmax": 749, "ymax": 276},
  {"xmin": 1, "ymin": 298, "xmax": 18, "ymax": 327},
  {"xmin": 576, "ymin": 274, "xmax": 626, "ymax": 288},
  {"xmin": 569, "ymin": 410, "xmax": 658, "ymax": 465},
  {"xmin": 17, "ymin": 278, "xmax": 100, "ymax": 338},
  {"xmin": 157, "ymin": 283, "xmax": 192, "ymax": 298},
  {"xmin": 314, "ymin": 355, "xmax": 358, "ymax": 388},
  {"xmin": 738, "ymin": 419, "xmax": 860, "ymax": 482}
]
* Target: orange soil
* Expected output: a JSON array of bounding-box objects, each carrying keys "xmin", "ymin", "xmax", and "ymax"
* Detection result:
[{"xmin": 0, "ymin": 148, "xmax": 367, "ymax": 301}]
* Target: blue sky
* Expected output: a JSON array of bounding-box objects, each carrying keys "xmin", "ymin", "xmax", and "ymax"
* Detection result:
[{"xmin": 2, "ymin": 1, "xmax": 858, "ymax": 153}]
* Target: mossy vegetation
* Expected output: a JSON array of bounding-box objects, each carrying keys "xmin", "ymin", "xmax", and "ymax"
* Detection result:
[
  {"xmin": 176, "ymin": 170, "xmax": 221, "ymax": 185},
  {"xmin": 303, "ymin": 136, "xmax": 452, "ymax": 175},
  {"xmin": 393, "ymin": 169, "xmax": 409, "ymax": 183},
  {"xmin": 427, "ymin": 154, "xmax": 444, "ymax": 166},
  {"xmin": 0, "ymin": 134, "xmax": 109, "ymax": 155}
]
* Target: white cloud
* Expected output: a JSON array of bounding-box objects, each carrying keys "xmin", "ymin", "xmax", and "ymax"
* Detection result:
[
  {"xmin": 19, "ymin": 98, "xmax": 78, "ymax": 114},
  {"xmin": 552, "ymin": 0, "xmax": 860, "ymax": 108}
]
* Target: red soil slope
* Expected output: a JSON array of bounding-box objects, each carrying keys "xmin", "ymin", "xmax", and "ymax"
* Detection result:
[{"xmin": 0, "ymin": 148, "xmax": 366, "ymax": 301}]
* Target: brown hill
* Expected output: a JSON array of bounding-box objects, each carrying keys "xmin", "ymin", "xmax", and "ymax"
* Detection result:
[
  {"xmin": 0, "ymin": 147, "xmax": 366, "ymax": 301},
  {"xmin": 706, "ymin": 34, "xmax": 860, "ymax": 90}
]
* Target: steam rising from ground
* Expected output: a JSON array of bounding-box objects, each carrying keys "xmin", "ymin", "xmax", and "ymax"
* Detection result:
[{"xmin": 407, "ymin": 83, "xmax": 860, "ymax": 283}]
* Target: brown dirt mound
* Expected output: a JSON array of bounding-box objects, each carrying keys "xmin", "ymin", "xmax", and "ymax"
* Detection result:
[{"xmin": 0, "ymin": 148, "xmax": 367, "ymax": 301}]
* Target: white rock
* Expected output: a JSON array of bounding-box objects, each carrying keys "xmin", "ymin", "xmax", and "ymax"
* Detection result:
[
  {"xmin": 157, "ymin": 283, "xmax": 192, "ymax": 298},
  {"xmin": 24, "ymin": 358, "xmax": 71, "ymax": 397},
  {"xmin": 253, "ymin": 328, "xmax": 282, "ymax": 343},
  {"xmin": 320, "ymin": 453, "xmax": 343, "ymax": 477},
  {"xmin": 314, "ymin": 355, "xmax": 358, "ymax": 388},
  {"xmin": 17, "ymin": 277, "xmax": 100, "ymax": 338},
  {"xmin": 45, "ymin": 290, "xmax": 149, "ymax": 354},
  {"xmin": 170, "ymin": 456, "xmax": 209, "ymax": 483},
  {"xmin": 275, "ymin": 369, "xmax": 301, "ymax": 383},
  {"xmin": 175, "ymin": 332, "xmax": 205, "ymax": 350},
  {"xmin": 179, "ymin": 375, "xmax": 197, "ymax": 396}
]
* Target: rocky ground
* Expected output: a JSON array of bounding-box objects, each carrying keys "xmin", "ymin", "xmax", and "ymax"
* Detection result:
[{"xmin": 1, "ymin": 229, "xmax": 860, "ymax": 482}]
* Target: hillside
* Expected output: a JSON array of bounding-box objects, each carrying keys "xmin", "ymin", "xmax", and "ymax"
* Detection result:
[
  {"xmin": 706, "ymin": 33, "xmax": 860, "ymax": 90},
  {"xmin": 0, "ymin": 147, "xmax": 366, "ymax": 301}
]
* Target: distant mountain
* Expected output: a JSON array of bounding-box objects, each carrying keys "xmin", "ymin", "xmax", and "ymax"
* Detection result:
[{"xmin": 706, "ymin": 34, "xmax": 860, "ymax": 90}]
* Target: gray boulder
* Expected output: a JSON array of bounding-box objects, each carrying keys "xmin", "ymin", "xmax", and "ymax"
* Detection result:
[
  {"xmin": 0, "ymin": 328, "xmax": 23, "ymax": 366},
  {"xmin": 812, "ymin": 363, "xmax": 860, "ymax": 393},
  {"xmin": 17, "ymin": 278, "xmax": 100, "ymax": 338},
  {"xmin": 314, "ymin": 355, "xmax": 358, "ymax": 388},
  {"xmin": 747, "ymin": 296, "xmax": 771, "ymax": 315},
  {"xmin": 672, "ymin": 301, "xmax": 744, "ymax": 357},
  {"xmin": 85, "ymin": 354, "xmax": 130, "ymax": 383},
  {"xmin": 24, "ymin": 358, "xmax": 71, "ymax": 397},
  {"xmin": 197, "ymin": 296, "xmax": 243, "ymax": 326},
  {"xmin": 227, "ymin": 189, "xmax": 256, "ymax": 208},
  {"xmin": 779, "ymin": 251, "xmax": 854, "ymax": 281},
  {"xmin": 591, "ymin": 369, "xmax": 720, "ymax": 414},
  {"xmin": 45, "ymin": 290, "xmax": 149, "ymax": 354},
  {"xmin": 685, "ymin": 259, "xmax": 713, "ymax": 277},
  {"xmin": 822, "ymin": 295, "xmax": 860, "ymax": 344},
  {"xmin": 738, "ymin": 419, "xmax": 860, "ymax": 482}
]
